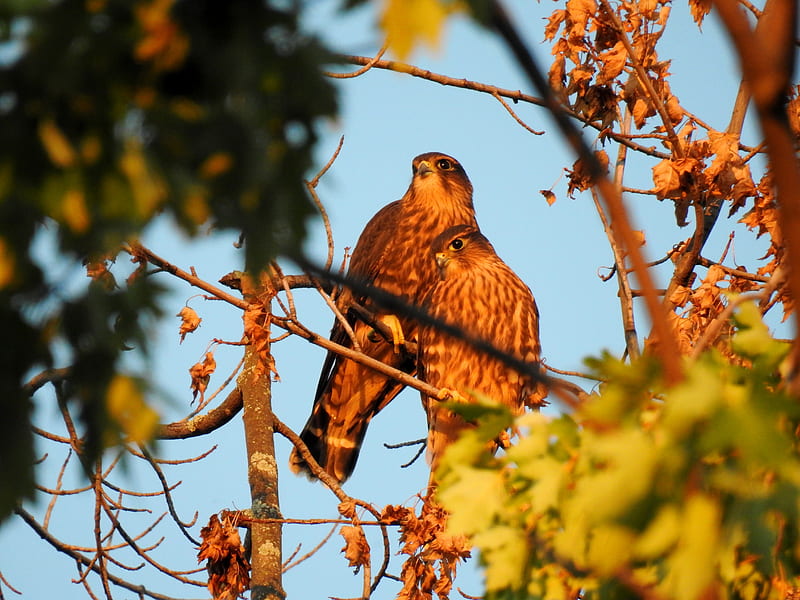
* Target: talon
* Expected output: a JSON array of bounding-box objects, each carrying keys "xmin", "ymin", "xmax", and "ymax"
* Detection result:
[
  {"xmin": 436, "ymin": 388, "xmax": 467, "ymax": 403},
  {"xmin": 377, "ymin": 314, "xmax": 405, "ymax": 354}
]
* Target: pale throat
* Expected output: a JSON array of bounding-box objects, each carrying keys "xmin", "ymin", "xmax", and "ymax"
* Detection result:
[{"xmin": 409, "ymin": 181, "xmax": 476, "ymax": 224}]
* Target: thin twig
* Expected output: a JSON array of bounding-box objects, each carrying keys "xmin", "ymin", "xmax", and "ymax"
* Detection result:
[
  {"xmin": 15, "ymin": 508, "xmax": 197, "ymax": 600},
  {"xmin": 325, "ymin": 45, "xmax": 388, "ymax": 79},
  {"xmin": 491, "ymin": 91, "xmax": 544, "ymax": 135},
  {"xmin": 282, "ymin": 525, "xmax": 338, "ymax": 572},
  {"xmin": 340, "ymin": 54, "xmax": 670, "ymax": 160},
  {"xmin": 305, "ymin": 136, "xmax": 344, "ymax": 271},
  {"xmin": 136, "ymin": 445, "xmax": 201, "ymax": 546}
]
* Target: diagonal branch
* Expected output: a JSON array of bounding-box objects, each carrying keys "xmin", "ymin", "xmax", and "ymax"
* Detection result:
[
  {"xmin": 488, "ymin": 0, "xmax": 683, "ymax": 384},
  {"xmin": 596, "ymin": 0, "xmax": 685, "ymax": 157}
]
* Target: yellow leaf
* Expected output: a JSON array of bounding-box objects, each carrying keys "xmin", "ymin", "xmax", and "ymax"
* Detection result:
[
  {"xmin": 120, "ymin": 143, "xmax": 166, "ymax": 219},
  {"xmin": 183, "ymin": 190, "xmax": 211, "ymax": 225},
  {"xmin": 0, "ymin": 237, "xmax": 15, "ymax": 289},
  {"xmin": 437, "ymin": 466, "xmax": 505, "ymax": 536},
  {"xmin": 586, "ymin": 524, "xmax": 635, "ymax": 575},
  {"xmin": 471, "ymin": 526, "xmax": 527, "ymax": 591},
  {"xmin": 380, "ymin": 0, "xmax": 451, "ymax": 60},
  {"xmin": 633, "ymin": 503, "xmax": 680, "ymax": 559},
  {"xmin": 80, "ymin": 135, "xmax": 103, "ymax": 165},
  {"xmin": 106, "ymin": 375, "xmax": 159, "ymax": 443},
  {"xmin": 661, "ymin": 494, "xmax": 720, "ymax": 600},
  {"xmin": 61, "ymin": 188, "xmax": 91, "ymax": 234},
  {"xmin": 38, "ymin": 118, "xmax": 77, "ymax": 167}
]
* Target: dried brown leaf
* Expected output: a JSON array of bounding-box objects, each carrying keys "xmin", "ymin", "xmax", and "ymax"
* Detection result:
[
  {"xmin": 177, "ymin": 306, "xmax": 202, "ymax": 343},
  {"xmin": 84, "ymin": 256, "xmax": 117, "ymax": 290},
  {"xmin": 198, "ymin": 513, "xmax": 250, "ymax": 600},
  {"xmin": 689, "ymin": 0, "xmax": 712, "ymax": 27},
  {"xmin": 597, "ymin": 41, "xmax": 627, "ymax": 85},
  {"xmin": 340, "ymin": 525, "xmax": 370, "ymax": 571},
  {"xmin": 338, "ymin": 500, "xmax": 357, "ymax": 520},
  {"xmin": 540, "ymin": 189, "xmax": 557, "ymax": 205},
  {"xmin": 189, "ymin": 351, "xmax": 216, "ymax": 403},
  {"xmin": 544, "ymin": 9, "xmax": 566, "ymax": 41}
]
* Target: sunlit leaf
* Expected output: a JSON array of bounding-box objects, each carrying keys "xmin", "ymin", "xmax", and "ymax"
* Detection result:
[
  {"xmin": 105, "ymin": 375, "xmax": 159, "ymax": 444},
  {"xmin": 380, "ymin": 0, "xmax": 451, "ymax": 59}
]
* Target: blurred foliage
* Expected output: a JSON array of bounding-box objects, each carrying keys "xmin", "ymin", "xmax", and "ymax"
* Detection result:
[
  {"xmin": 438, "ymin": 303, "xmax": 800, "ymax": 600},
  {"xmin": 0, "ymin": 0, "xmax": 337, "ymax": 520}
]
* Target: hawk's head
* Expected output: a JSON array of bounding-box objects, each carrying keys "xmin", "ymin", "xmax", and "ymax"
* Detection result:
[
  {"xmin": 431, "ymin": 224, "xmax": 495, "ymax": 279},
  {"xmin": 409, "ymin": 152, "xmax": 473, "ymax": 207}
]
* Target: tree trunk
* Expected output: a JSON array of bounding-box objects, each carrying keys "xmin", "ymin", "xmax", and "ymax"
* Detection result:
[{"xmin": 239, "ymin": 277, "xmax": 285, "ymax": 600}]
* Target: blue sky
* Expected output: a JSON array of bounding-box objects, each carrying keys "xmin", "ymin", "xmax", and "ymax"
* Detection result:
[{"xmin": 0, "ymin": 1, "xmax": 783, "ymax": 599}]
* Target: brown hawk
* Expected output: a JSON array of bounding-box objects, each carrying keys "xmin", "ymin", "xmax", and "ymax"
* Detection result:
[
  {"xmin": 419, "ymin": 224, "xmax": 547, "ymax": 472},
  {"xmin": 290, "ymin": 153, "xmax": 479, "ymax": 482}
]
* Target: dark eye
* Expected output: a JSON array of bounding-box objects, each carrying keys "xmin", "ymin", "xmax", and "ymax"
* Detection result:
[
  {"xmin": 449, "ymin": 237, "xmax": 464, "ymax": 251},
  {"xmin": 437, "ymin": 158, "xmax": 452, "ymax": 170}
]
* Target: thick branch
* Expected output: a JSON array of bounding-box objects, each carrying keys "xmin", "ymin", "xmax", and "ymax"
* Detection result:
[
  {"xmin": 488, "ymin": 0, "xmax": 683, "ymax": 383},
  {"xmin": 157, "ymin": 387, "xmax": 243, "ymax": 440},
  {"xmin": 713, "ymin": 0, "xmax": 800, "ymax": 389}
]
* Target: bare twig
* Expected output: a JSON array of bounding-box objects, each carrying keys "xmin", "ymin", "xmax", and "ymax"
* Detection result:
[
  {"xmin": 136, "ymin": 445, "xmax": 201, "ymax": 546},
  {"xmin": 326, "ymin": 44, "xmax": 388, "ymax": 79},
  {"xmin": 340, "ymin": 55, "xmax": 670, "ymax": 160},
  {"xmin": 282, "ymin": 525, "xmax": 338, "ymax": 572},
  {"xmin": 306, "ymin": 136, "xmax": 345, "ymax": 271},
  {"xmin": 491, "ymin": 91, "xmax": 544, "ymax": 135},
  {"xmin": 15, "ymin": 508, "xmax": 197, "ymax": 600}
]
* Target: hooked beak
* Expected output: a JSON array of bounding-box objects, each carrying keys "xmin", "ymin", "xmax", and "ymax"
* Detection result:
[
  {"xmin": 415, "ymin": 160, "xmax": 433, "ymax": 177},
  {"xmin": 435, "ymin": 251, "xmax": 449, "ymax": 278}
]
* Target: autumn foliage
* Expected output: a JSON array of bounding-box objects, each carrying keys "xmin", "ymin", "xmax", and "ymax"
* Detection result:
[{"xmin": 6, "ymin": 0, "xmax": 800, "ymax": 599}]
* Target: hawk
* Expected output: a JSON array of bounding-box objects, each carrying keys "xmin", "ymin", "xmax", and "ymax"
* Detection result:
[
  {"xmin": 290, "ymin": 153, "xmax": 479, "ymax": 483},
  {"xmin": 419, "ymin": 224, "xmax": 547, "ymax": 472}
]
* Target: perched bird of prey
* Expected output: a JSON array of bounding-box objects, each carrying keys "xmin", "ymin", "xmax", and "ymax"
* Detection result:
[
  {"xmin": 419, "ymin": 224, "xmax": 547, "ymax": 472},
  {"xmin": 290, "ymin": 152, "xmax": 479, "ymax": 483}
]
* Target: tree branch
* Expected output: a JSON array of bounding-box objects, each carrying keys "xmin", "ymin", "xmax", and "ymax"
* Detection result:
[
  {"xmin": 157, "ymin": 387, "xmax": 243, "ymax": 439},
  {"xmin": 488, "ymin": 0, "xmax": 683, "ymax": 384},
  {"xmin": 339, "ymin": 55, "xmax": 670, "ymax": 160},
  {"xmin": 14, "ymin": 508, "xmax": 196, "ymax": 600}
]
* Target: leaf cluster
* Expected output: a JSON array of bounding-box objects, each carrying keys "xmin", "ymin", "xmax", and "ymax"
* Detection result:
[
  {"xmin": 438, "ymin": 305, "xmax": 800, "ymax": 600},
  {"xmin": 1, "ymin": 0, "xmax": 337, "ymax": 520}
]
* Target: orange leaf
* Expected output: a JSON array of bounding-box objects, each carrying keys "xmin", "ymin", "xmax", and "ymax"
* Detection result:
[
  {"xmin": 198, "ymin": 513, "xmax": 251, "ymax": 600},
  {"xmin": 189, "ymin": 351, "xmax": 216, "ymax": 403},
  {"xmin": 597, "ymin": 41, "xmax": 627, "ymax": 85},
  {"xmin": 340, "ymin": 525, "xmax": 370, "ymax": 570},
  {"xmin": 177, "ymin": 306, "xmax": 202, "ymax": 343},
  {"xmin": 540, "ymin": 189, "xmax": 557, "ymax": 205}
]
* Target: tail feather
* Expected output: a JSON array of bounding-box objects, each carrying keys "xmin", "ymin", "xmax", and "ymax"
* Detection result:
[{"xmin": 289, "ymin": 332, "xmax": 414, "ymax": 482}]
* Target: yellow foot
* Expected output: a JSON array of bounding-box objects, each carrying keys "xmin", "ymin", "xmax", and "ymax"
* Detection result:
[
  {"xmin": 436, "ymin": 387, "xmax": 467, "ymax": 403},
  {"xmin": 377, "ymin": 313, "xmax": 405, "ymax": 354}
]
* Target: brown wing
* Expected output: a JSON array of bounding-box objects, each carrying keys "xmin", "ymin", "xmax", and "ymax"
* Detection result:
[{"xmin": 290, "ymin": 202, "xmax": 414, "ymax": 483}]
